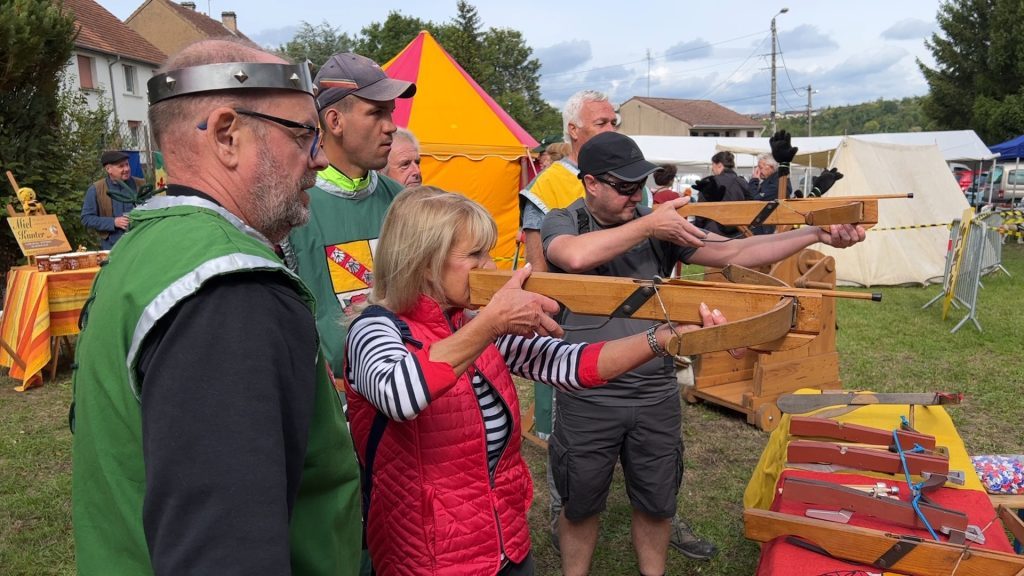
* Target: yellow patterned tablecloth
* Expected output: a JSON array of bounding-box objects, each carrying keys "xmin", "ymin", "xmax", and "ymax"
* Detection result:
[{"xmin": 1, "ymin": 265, "xmax": 97, "ymax": 391}]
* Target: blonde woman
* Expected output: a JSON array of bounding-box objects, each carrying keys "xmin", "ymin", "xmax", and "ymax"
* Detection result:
[{"xmin": 342, "ymin": 186, "xmax": 729, "ymax": 575}]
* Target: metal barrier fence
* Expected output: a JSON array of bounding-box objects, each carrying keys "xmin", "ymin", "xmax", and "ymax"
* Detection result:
[
  {"xmin": 975, "ymin": 210, "xmax": 1011, "ymax": 279},
  {"xmin": 922, "ymin": 213, "xmax": 996, "ymax": 333}
]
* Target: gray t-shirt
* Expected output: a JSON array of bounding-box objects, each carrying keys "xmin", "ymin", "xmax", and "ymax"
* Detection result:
[
  {"xmin": 521, "ymin": 201, "xmax": 545, "ymax": 231},
  {"xmin": 541, "ymin": 198, "xmax": 698, "ymax": 406}
]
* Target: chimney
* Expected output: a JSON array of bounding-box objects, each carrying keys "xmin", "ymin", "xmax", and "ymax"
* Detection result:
[
  {"xmin": 221, "ymin": 11, "xmax": 237, "ymax": 33},
  {"xmin": 180, "ymin": 2, "xmax": 196, "ymax": 9}
]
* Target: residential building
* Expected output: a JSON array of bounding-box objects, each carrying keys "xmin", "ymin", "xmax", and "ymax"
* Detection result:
[
  {"xmin": 619, "ymin": 97, "xmax": 764, "ymax": 138},
  {"xmin": 126, "ymin": 0, "xmax": 248, "ymax": 58},
  {"xmin": 63, "ymin": 0, "xmax": 166, "ymax": 152}
]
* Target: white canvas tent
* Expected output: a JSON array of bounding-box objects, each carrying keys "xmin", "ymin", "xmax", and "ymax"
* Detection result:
[
  {"xmin": 811, "ymin": 138, "xmax": 970, "ymax": 286},
  {"xmin": 633, "ymin": 130, "xmax": 996, "ymax": 170}
]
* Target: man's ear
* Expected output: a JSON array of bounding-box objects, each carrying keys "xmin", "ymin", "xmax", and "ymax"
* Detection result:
[
  {"xmin": 203, "ymin": 107, "xmax": 243, "ymax": 169},
  {"xmin": 566, "ymin": 122, "xmax": 579, "ymax": 143},
  {"xmin": 323, "ymin": 107, "xmax": 345, "ymax": 136},
  {"xmin": 581, "ymin": 173, "xmax": 598, "ymax": 195}
]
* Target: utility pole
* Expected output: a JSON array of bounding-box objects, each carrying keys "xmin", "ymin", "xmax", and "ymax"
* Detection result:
[
  {"xmin": 770, "ymin": 8, "xmax": 788, "ymax": 133},
  {"xmin": 646, "ymin": 48, "xmax": 652, "ymax": 97},
  {"xmin": 806, "ymin": 84, "xmax": 813, "ymax": 137}
]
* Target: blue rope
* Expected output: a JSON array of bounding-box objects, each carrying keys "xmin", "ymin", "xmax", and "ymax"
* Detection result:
[{"xmin": 893, "ymin": 429, "xmax": 940, "ymax": 541}]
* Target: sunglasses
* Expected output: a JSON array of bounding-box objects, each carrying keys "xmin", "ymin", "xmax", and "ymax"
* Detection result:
[{"xmin": 593, "ymin": 175, "xmax": 644, "ymax": 196}]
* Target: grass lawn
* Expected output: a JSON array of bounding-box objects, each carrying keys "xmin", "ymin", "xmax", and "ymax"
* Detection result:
[{"xmin": 2, "ymin": 244, "xmax": 1022, "ymax": 575}]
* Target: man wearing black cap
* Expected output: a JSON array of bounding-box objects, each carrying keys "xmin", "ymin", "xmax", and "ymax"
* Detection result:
[
  {"xmin": 80, "ymin": 150, "xmax": 146, "ymax": 249},
  {"xmin": 284, "ymin": 52, "xmax": 416, "ymax": 372},
  {"xmin": 541, "ymin": 132, "xmax": 865, "ymax": 576}
]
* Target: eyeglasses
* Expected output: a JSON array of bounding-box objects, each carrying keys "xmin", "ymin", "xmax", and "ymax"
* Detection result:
[
  {"xmin": 593, "ymin": 175, "xmax": 644, "ymax": 196},
  {"xmin": 229, "ymin": 108, "xmax": 323, "ymax": 160}
]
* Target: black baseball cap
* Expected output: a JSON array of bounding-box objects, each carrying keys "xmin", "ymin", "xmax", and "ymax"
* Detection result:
[
  {"xmin": 577, "ymin": 132, "xmax": 661, "ymax": 182},
  {"xmin": 100, "ymin": 150, "xmax": 129, "ymax": 166},
  {"xmin": 314, "ymin": 52, "xmax": 416, "ymax": 111}
]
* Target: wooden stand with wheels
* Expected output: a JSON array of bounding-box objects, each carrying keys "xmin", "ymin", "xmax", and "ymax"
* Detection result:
[{"xmin": 691, "ymin": 248, "xmax": 843, "ymax": 431}]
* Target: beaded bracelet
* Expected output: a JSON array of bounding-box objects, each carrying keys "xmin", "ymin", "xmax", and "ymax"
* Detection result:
[{"xmin": 646, "ymin": 324, "xmax": 671, "ymax": 357}]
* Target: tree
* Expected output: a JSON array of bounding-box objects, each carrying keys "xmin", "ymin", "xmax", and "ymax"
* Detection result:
[
  {"xmin": 774, "ymin": 97, "xmax": 934, "ymax": 136},
  {"xmin": 352, "ymin": 12, "xmax": 436, "ymax": 68},
  {"xmin": 0, "ymin": 0, "xmax": 77, "ymax": 270},
  {"xmin": 436, "ymin": 1, "xmax": 486, "ymax": 84},
  {"xmin": 919, "ymin": 0, "xmax": 1024, "ymax": 143},
  {"xmin": 278, "ymin": 21, "xmax": 354, "ymax": 73},
  {"xmin": 478, "ymin": 28, "xmax": 562, "ymax": 137},
  {"xmin": 294, "ymin": 3, "xmax": 563, "ymax": 139}
]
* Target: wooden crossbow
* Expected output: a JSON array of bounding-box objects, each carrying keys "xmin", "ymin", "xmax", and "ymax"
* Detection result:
[
  {"xmin": 744, "ymin": 509, "xmax": 1024, "ymax": 576},
  {"xmin": 469, "ymin": 269, "xmax": 861, "ymax": 356},
  {"xmin": 676, "ymin": 193, "xmax": 913, "ymax": 230}
]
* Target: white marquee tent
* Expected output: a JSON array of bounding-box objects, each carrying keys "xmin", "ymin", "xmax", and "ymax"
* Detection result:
[
  {"xmin": 632, "ymin": 130, "xmax": 997, "ymax": 172},
  {"xmin": 809, "ymin": 138, "xmax": 971, "ymax": 286},
  {"xmin": 633, "ymin": 133, "xmax": 980, "ymax": 286}
]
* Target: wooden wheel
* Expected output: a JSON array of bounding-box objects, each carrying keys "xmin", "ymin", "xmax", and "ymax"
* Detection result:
[{"xmin": 756, "ymin": 403, "xmax": 782, "ymax": 432}]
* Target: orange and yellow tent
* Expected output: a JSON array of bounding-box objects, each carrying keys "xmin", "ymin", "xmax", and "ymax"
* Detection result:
[{"xmin": 383, "ymin": 31, "xmax": 539, "ymax": 267}]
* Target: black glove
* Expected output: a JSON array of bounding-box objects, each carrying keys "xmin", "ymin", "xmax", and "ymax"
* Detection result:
[
  {"xmin": 137, "ymin": 184, "xmax": 157, "ymax": 203},
  {"xmin": 692, "ymin": 175, "xmax": 726, "ymax": 201},
  {"xmin": 769, "ymin": 130, "xmax": 797, "ymax": 176},
  {"xmin": 810, "ymin": 167, "xmax": 844, "ymax": 197}
]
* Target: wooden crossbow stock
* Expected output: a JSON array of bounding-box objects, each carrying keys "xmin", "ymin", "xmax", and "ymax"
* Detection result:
[
  {"xmin": 676, "ymin": 193, "xmax": 913, "ymax": 230},
  {"xmin": 468, "ymin": 269, "xmax": 879, "ymax": 356}
]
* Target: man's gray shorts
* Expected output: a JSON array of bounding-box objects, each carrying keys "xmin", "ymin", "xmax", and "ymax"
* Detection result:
[{"xmin": 548, "ymin": 392, "xmax": 683, "ymax": 521}]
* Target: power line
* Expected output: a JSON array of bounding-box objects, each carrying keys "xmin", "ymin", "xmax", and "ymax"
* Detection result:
[
  {"xmin": 539, "ymin": 30, "xmax": 768, "ymax": 81},
  {"xmin": 775, "ymin": 35, "xmax": 803, "ymax": 111},
  {"xmin": 700, "ymin": 32, "xmax": 770, "ymax": 99}
]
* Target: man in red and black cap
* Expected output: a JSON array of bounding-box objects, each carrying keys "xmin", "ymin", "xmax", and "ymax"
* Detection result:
[
  {"xmin": 284, "ymin": 52, "xmax": 416, "ymax": 372},
  {"xmin": 81, "ymin": 150, "xmax": 146, "ymax": 249},
  {"xmin": 542, "ymin": 131, "xmax": 866, "ymax": 576}
]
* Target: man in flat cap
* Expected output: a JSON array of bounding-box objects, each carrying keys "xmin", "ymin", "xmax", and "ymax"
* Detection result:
[
  {"xmin": 80, "ymin": 150, "xmax": 146, "ymax": 249},
  {"xmin": 283, "ymin": 51, "xmax": 416, "ymax": 373},
  {"xmin": 542, "ymin": 132, "xmax": 865, "ymax": 576},
  {"xmin": 72, "ymin": 39, "xmax": 362, "ymax": 575}
]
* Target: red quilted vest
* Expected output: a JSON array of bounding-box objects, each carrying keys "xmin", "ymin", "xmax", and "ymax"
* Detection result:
[{"xmin": 345, "ymin": 296, "xmax": 533, "ymax": 575}]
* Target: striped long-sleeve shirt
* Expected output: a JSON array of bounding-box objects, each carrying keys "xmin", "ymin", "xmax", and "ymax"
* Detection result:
[{"xmin": 345, "ymin": 315, "xmax": 605, "ymax": 472}]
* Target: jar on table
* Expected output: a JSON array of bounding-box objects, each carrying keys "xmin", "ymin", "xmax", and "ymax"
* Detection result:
[
  {"xmin": 81, "ymin": 251, "xmax": 98, "ymax": 268},
  {"xmin": 36, "ymin": 255, "xmax": 50, "ymax": 272},
  {"xmin": 66, "ymin": 254, "xmax": 81, "ymax": 270},
  {"xmin": 49, "ymin": 255, "xmax": 63, "ymax": 272}
]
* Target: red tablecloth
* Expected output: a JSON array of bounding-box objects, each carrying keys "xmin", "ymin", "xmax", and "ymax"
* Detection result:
[
  {"xmin": 744, "ymin": 395, "xmax": 1015, "ymax": 575},
  {"xmin": 756, "ymin": 469, "xmax": 1014, "ymax": 575}
]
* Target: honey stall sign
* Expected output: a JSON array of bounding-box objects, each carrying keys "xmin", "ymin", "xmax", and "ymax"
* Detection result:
[{"xmin": 7, "ymin": 214, "xmax": 72, "ymax": 256}]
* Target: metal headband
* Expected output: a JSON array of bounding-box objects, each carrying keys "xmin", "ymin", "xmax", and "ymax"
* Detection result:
[{"xmin": 147, "ymin": 61, "xmax": 316, "ymax": 105}]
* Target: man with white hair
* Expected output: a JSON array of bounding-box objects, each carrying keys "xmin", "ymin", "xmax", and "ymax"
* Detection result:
[
  {"xmin": 382, "ymin": 127, "xmax": 422, "ymax": 188},
  {"xmin": 519, "ymin": 89, "xmax": 619, "ymax": 272}
]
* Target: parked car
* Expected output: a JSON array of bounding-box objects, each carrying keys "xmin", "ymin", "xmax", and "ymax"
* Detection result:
[
  {"xmin": 956, "ymin": 170, "xmax": 974, "ymax": 192},
  {"xmin": 967, "ymin": 165, "xmax": 1024, "ymax": 206}
]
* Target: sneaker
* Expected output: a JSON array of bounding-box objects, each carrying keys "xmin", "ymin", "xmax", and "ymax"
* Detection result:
[{"xmin": 669, "ymin": 516, "xmax": 717, "ymax": 560}]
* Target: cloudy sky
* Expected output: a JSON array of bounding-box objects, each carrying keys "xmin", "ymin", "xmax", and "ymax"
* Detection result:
[{"xmin": 99, "ymin": 0, "xmax": 944, "ymax": 113}]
